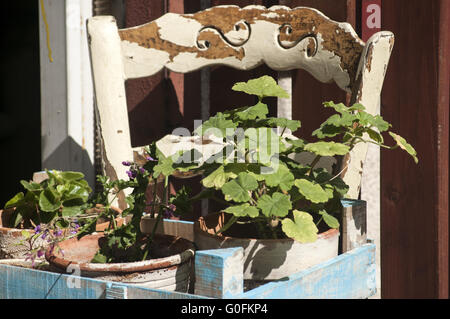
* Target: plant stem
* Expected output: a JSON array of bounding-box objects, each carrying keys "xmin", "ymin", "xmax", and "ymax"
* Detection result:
[
  {"xmin": 151, "ymin": 178, "xmax": 158, "ymax": 218},
  {"xmin": 215, "ymin": 215, "xmax": 238, "ymax": 235},
  {"xmin": 142, "ymin": 176, "xmax": 168, "ymax": 261},
  {"xmin": 309, "ymin": 155, "xmax": 322, "ymax": 175}
]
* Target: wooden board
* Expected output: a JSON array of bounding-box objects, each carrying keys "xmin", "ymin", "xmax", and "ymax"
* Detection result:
[
  {"xmin": 0, "ymin": 243, "xmax": 375, "ymax": 299},
  {"xmin": 380, "ymin": 0, "xmax": 449, "ymax": 299}
]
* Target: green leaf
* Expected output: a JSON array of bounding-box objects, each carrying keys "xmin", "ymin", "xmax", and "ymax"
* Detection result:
[
  {"xmin": 91, "ymin": 252, "xmax": 108, "ymax": 263},
  {"xmin": 232, "ymin": 75, "xmax": 290, "ymax": 99},
  {"xmin": 261, "ymin": 118, "xmax": 301, "ymax": 132},
  {"xmin": 264, "ymin": 166, "xmax": 295, "ymax": 191},
  {"xmin": 223, "ymin": 203, "xmax": 259, "ymax": 217},
  {"xmin": 257, "ymin": 192, "xmax": 292, "ymax": 217},
  {"xmin": 221, "ymin": 172, "xmax": 258, "ymax": 202},
  {"xmin": 281, "ymin": 210, "xmax": 318, "ymax": 243},
  {"xmin": 63, "ymin": 184, "xmax": 90, "ymax": 202},
  {"xmin": 304, "ymin": 141, "xmax": 350, "ymax": 157},
  {"xmin": 201, "ymin": 166, "xmax": 228, "ymax": 189},
  {"xmin": 40, "ymin": 211, "xmax": 58, "ymax": 224},
  {"xmin": 319, "ymin": 210, "xmax": 340, "ymax": 229},
  {"xmin": 367, "ymin": 128, "xmax": 384, "ymax": 144},
  {"xmin": 195, "ymin": 112, "xmax": 237, "ymax": 137},
  {"xmin": 389, "ymin": 132, "xmax": 419, "ymax": 163},
  {"xmin": 39, "ymin": 188, "xmax": 62, "ymax": 212},
  {"xmin": 21, "ymin": 230, "xmax": 31, "ymax": 239},
  {"xmin": 323, "ymin": 101, "xmax": 348, "ymax": 114},
  {"xmin": 284, "ymin": 138, "xmax": 305, "ymax": 149},
  {"xmin": 20, "ymin": 180, "xmax": 42, "ymax": 193},
  {"xmin": 152, "ymin": 156, "xmax": 176, "ymax": 178},
  {"xmin": 10, "ymin": 209, "xmax": 23, "ymax": 228},
  {"xmin": 61, "ymin": 205, "xmax": 83, "ymax": 217},
  {"xmin": 4, "ymin": 192, "xmax": 25, "ymax": 209},
  {"xmin": 295, "ymin": 179, "xmax": 331, "ymax": 204},
  {"xmin": 312, "ymin": 123, "xmax": 343, "ymax": 139},
  {"xmin": 60, "ymin": 171, "xmax": 85, "ymax": 181},
  {"xmin": 234, "ymin": 102, "xmax": 269, "ymax": 121}
]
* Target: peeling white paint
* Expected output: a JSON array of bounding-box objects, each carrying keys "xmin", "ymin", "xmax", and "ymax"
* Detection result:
[{"xmin": 157, "ymin": 13, "xmax": 202, "ymax": 47}]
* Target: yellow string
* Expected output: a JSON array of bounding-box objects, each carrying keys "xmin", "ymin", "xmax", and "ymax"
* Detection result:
[{"xmin": 39, "ymin": 0, "xmax": 53, "ymax": 63}]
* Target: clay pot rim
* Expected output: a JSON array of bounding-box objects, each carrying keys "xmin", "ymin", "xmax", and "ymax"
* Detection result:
[
  {"xmin": 0, "ymin": 209, "xmax": 36, "ymax": 236},
  {"xmin": 195, "ymin": 212, "xmax": 340, "ymax": 243},
  {"xmin": 45, "ymin": 233, "xmax": 195, "ymax": 273},
  {"xmin": 0, "ymin": 206, "xmax": 123, "ymax": 234}
]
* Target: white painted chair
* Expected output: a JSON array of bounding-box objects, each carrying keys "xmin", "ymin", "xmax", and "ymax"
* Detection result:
[{"xmin": 87, "ymin": 5, "xmax": 394, "ymax": 208}]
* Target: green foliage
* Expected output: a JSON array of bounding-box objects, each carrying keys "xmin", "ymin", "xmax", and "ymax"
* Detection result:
[
  {"xmin": 146, "ymin": 77, "xmax": 418, "ymax": 244},
  {"xmin": 232, "ymin": 75, "xmax": 290, "ymax": 99},
  {"xmin": 3, "ymin": 170, "xmax": 92, "ymax": 229},
  {"xmin": 71, "ymin": 75, "xmax": 416, "ymax": 251},
  {"xmin": 221, "ymin": 172, "xmax": 258, "ymax": 202},
  {"xmin": 281, "ymin": 210, "xmax": 318, "ymax": 243},
  {"xmin": 257, "ymin": 192, "xmax": 292, "ymax": 217}
]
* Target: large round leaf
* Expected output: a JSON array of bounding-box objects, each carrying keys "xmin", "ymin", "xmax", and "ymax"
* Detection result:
[
  {"xmin": 257, "ymin": 192, "xmax": 292, "ymax": 217},
  {"xmin": 282, "ymin": 210, "xmax": 318, "ymax": 243},
  {"xmin": 295, "ymin": 179, "xmax": 331, "ymax": 204},
  {"xmin": 304, "ymin": 141, "xmax": 350, "ymax": 157},
  {"xmin": 221, "ymin": 172, "xmax": 258, "ymax": 202},
  {"xmin": 223, "ymin": 203, "xmax": 259, "ymax": 217}
]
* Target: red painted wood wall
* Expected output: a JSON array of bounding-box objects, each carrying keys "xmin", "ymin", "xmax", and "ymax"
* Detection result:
[{"xmin": 123, "ymin": 0, "xmax": 449, "ymax": 298}]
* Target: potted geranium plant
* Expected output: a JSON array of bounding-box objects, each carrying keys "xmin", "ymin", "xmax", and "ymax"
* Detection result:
[
  {"xmin": 44, "ymin": 158, "xmax": 196, "ymax": 293},
  {"xmin": 151, "ymin": 75, "xmax": 418, "ymax": 283},
  {"xmin": 0, "ymin": 170, "xmax": 92, "ymax": 261}
]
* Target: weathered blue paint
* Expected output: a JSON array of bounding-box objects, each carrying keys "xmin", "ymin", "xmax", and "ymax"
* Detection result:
[
  {"xmin": 239, "ymin": 243, "xmax": 376, "ymax": 299},
  {"xmin": 0, "ymin": 200, "xmax": 375, "ymax": 299},
  {"xmin": 0, "ymin": 264, "xmax": 207, "ymax": 299},
  {"xmin": 195, "ymin": 247, "xmax": 244, "ymax": 299},
  {"xmin": 341, "ymin": 198, "xmax": 366, "ymax": 208},
  {"xmin": 0, "ymin": 244, "xmax": 375, "ymax": 299}
]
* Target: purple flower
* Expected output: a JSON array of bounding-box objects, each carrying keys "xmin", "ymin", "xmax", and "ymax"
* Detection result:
[
  {"xmin": 139, "ymin": 167, "xmax": 146, "ymax": 174},
  {"xmin": 41, "ymin": 231, "xmax": 48, "ymax": 240},
  {"xmin": 37, "ymin": 250, "xmax": 44, "ymax": 258},
  {"xmin": 34, "ymin": 225, "xmax": 41, "ymax": 233},
  {"xmin": 163, "ymin": 209, "xmax": 174, "ymax": 219},
  {"xmin": 122, "ymin": 161, "xmax": 131, "ymax": 166},
  {"xmin": 126, "ymin": 170, "xmax": 137, "ymax": 179},
  {"xmin": 146, "ymin": 155, "xmax": 157, "ymax": 162},
  {"xmin": 55, "ymin": 230, "xmax": 63, "ymax": 237}
]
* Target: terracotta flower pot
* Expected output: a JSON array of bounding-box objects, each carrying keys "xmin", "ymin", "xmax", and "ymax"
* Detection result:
[
  {"xmin": 0, "ymin": 206, "xmax": 123, "ymax": 260},
  {"xmin": 194, "ymin": 212, "xmax": 339, "ymax": 281},
  {"xmin": 0, "ymin": 209, "xmax": 38, "ymax": 259},
  {"xmin": 45, "ymin": 233, "xmax": 195, "ymax": 292}
]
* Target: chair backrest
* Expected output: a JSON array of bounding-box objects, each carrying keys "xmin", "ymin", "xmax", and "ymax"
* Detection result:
[{"xmin": 87, "ymin": 5, "xmax": 394, "ymax": 207}]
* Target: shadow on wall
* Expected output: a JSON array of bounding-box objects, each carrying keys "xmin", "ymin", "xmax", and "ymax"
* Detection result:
[
  {"xmin": 127, "ymin": 73, "xmax": 185, "ymax": 148},
  {"xmin": 41, "ymin": 136, "xmax": 95, "ymax": 189}
]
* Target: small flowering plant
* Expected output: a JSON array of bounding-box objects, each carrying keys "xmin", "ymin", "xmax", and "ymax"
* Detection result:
[
  {"xmin": 19, "ymin": 222, "xmax": 80, "ymax": 267},
  {"xmin": 77, "ymin": 150, "xmax": 192, "ymax": 263}
]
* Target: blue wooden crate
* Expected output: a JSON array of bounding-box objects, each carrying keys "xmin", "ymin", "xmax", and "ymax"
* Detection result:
[
  {"xmin": 0, "ymin": 243, "xmax": 375, "ymax": 299},
  {"xmin": 0, "ymin": 199, "xmax": 374, "ymax": 299}
]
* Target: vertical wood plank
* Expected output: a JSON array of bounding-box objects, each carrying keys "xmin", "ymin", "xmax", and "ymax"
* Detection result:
[
  {"xmin": 39, "ymin": 0, "xmax": 69, "ymax": 170},
  {"xmin": 194, "ymin": 247, "xmax": 244, "ymax": 298},
  {"xmin": 436, "ymin": 0, "xmax": 449, "ymax": 300},
  {"xmin": 380, "ymin": 0, "xmax": 447, "ymax": 298},
  {"xmin": 341, "ymin": 199, "xmax": 367, "ymax": 253}
]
